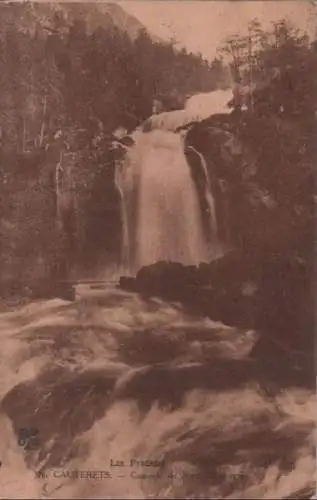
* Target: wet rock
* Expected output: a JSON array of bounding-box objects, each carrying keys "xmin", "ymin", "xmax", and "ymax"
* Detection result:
[
  {"xmin": 119, "ymin": 276, "xmax": 135, "ymax": 291},
  {"xmin": 135, "ymin": 261, "xmax": 196, "ymax": 296},
  {"xmin": 119, "ymin": 251, "xmax": 313, "ymax": 356}
]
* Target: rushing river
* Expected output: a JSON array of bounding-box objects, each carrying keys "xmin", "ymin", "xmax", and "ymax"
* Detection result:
[{"xmin": 0, "ymin": 285, "xmax": 315, "ymax": 499}]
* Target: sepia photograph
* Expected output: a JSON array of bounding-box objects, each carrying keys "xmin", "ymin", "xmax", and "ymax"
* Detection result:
[{"xmin": 0, "ymin": 0, "xmax": 316, "ymax": 498}]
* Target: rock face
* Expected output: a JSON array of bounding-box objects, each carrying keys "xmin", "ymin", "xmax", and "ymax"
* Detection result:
[{"xmin": 183, "ymin": 112, "xmax": 314, "ymax": 259}]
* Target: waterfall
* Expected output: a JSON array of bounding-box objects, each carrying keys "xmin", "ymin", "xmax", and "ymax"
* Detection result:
[
  {"xmin": 117, "ymin": 126, "xmax": 220, "ymax": 274},
  {"xmin": 115, "ymin": 88, "xmax": 235, "ymax": 273}
]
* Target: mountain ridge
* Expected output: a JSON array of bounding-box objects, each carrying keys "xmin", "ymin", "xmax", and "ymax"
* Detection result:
[{"xmin": 1, "ymin": 1, "xmax": 151, "ymax": 40}]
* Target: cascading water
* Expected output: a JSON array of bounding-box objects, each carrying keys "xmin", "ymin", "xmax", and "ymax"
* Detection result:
[
  {"xmin": 116, "ymin": 89, "xmax": 235, "ymax": 274},
  {"xmin": 117, "ymin": 125, "xmax": 219, "ymax": 274}
]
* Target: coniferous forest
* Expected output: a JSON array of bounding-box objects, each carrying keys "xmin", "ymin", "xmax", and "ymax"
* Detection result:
[{"xmin": 0, "ymin": 2, "xmax": 229, "ymax": 294}]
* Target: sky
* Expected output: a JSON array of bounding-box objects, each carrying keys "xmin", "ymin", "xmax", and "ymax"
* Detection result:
[{"xmin": 119, "ymin": 1, "xmax": 316, "ymax": 60}]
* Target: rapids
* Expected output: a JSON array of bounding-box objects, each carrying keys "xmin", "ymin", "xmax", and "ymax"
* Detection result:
[{"xmin": 0, "ymin": 286, "xmax": 315, "ymax": 499}]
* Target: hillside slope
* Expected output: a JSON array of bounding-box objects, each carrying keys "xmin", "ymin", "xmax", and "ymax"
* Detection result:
[{"xmin": 0, "ymin": 1, "xmax": 148, "ymax": 39}]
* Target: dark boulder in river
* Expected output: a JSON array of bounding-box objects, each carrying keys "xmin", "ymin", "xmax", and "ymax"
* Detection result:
[{"xmin": 120, "ymin": 250, "xmax": 313, "ymax": 359}]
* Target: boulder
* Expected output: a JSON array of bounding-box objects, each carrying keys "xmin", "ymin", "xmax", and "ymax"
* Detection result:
[
  {"xmin": 120, "ymin": 248, "xmax": 312, "ymax": 354},
  {"xmin": 119, "ymin": 276, "xmax": 135, "ymax": 291}
]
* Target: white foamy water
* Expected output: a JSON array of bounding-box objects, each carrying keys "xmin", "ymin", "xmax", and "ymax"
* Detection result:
[
  {"xmin": 140, "ymin": 89, "xmax": 233, "ymax": 133},
  {"xmin": 0, "ymin": 287, "xmax": 315, "ymax": 499},
  {"xmin": 118, "ymin": 129, "xmax": 217, "ymax": 272},
  {"xmin": 185, "ymin": 89, "xmax": 233, "ymax": 119}
]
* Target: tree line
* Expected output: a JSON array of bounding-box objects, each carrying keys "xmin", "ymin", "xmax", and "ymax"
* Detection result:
[
  {"xmin": 0, "ymin": 2, "xmax": 229, "ymax": 295},
  {"xmin": 220, "ymin": 17, "xmax": 316, "ymax": 122},
  {"xmin": 0, "ymin": 3, "xmax": 228, "ymax": 159}
]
